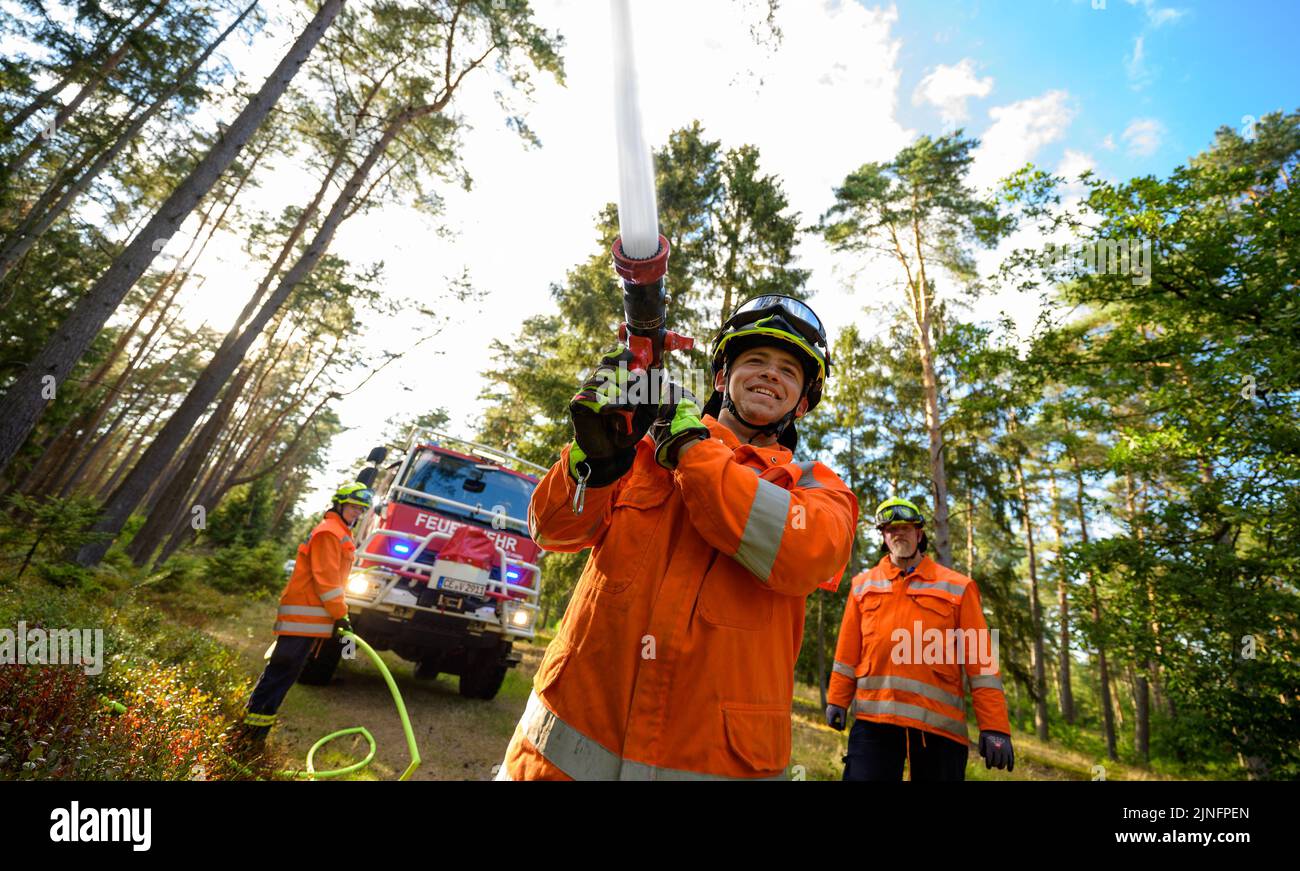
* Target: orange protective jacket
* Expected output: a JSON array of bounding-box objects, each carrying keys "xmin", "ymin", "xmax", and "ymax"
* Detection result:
[
  {"xmin": 499, "ymin": 415, "xmax": 858, "ymax": 780},
  {"xmin": 274, "ymin": 510, "xmax": 354, "ymax": 637},
  {"xmin": 828, "ymin": 554, "xmax": 1010, "ymax": 745}
]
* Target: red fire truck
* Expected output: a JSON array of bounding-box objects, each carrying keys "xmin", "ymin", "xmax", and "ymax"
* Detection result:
[{"xmin": 297, "ymin": 431, "xmax": 546, "ymax": 700}]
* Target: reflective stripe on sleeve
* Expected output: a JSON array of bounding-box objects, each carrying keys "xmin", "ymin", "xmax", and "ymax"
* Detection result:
[
  {"xmin": 968, "ymin": 674, "xmax": 1005, "ymax": 692},
  {"xmin": 853, "ymin": 698, "xmax": 969, "ymax": 739},
  {"xmin": 856, "ymin": 674, "xmax": 964, "ymax": 711},
  {"xmin": 519, "ymin": 691, "xmax": 784, "ymax": 781},
  {"xmin": 832, "ymin": 660, "xmax": 856, "ymax": 679},
  {"xmin": 733, "ymin": 478, "xmax": 791, "ymax": 583},
  {"xmin": 791, "ymin": 462, "xmax": 825, "ymax": 490},
  {"xmin": 318, "ymin": 586, "xmax": 345, "ymax": 601}
]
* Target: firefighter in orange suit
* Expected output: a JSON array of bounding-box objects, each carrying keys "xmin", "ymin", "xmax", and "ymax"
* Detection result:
[
  {"xmin": 235, "ymin": 483, "xmax": 370, "ymax": 747},
  {"xmin": 826, "ymin": 497, "xmax": 1014, "ymax": 780},
  {"xmin": 496, "ymin": 295, "xmax": 858, "ymax": 780}
]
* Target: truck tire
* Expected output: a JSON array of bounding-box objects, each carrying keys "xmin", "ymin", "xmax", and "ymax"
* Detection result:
[
  {"xmin": 458, "ymin": 651, "xmax": 507, "ymax": 700},
  {"xmin": 414, "ymin": 657, "xmax": 441, "ymax": 680},
  {"xmin": 297, "ymin": 638, "xmax": 343, "ymax": 686}
]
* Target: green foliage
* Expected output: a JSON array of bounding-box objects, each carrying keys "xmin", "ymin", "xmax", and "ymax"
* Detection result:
[
  {"xmin": 202, "ymin": 541, "xmax": 286, "ymax": 596},
  {"xmin": 0, "ymin": 578, "xmax": 271, "ymax": 780}
]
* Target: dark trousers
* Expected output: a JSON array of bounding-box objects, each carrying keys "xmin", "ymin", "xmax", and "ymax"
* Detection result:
[
  {"xmin": 242, "ymin": 635, "xmax": 322, "ymax": 737},
  {"xmin": 842, "ymin": 718, "xmax": 969, "ymax": 781}
]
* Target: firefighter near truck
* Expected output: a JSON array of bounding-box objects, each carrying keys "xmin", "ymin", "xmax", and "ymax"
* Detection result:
[{"xmin": 295, "ymin": 432, "xmax": 547, "ymax": 700}]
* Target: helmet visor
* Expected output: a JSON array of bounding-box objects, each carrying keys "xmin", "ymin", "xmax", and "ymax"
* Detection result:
[
  {"xmin": 728, "ymin": 295, "xmax": 827, "ymax": 349},
  {"xmin": 875, "ymin": 503, "xmax": 923, "ymax": 527}
]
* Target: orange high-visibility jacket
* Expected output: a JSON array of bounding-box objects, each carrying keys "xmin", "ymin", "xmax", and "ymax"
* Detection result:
[
  {"xmin": 828, "ymin": 554, "xmax": 1010, "ymax": 745},
  {"xmin": 274, "ymin": 510, "xmax": 354, "ymax": 638},
  {"xmin": 499, "ymin": 415, "xmax": 858, "ymax": 780}
]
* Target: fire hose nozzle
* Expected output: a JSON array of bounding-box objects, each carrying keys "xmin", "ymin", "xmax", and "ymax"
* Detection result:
[{"xmin": 611, "ymin": 234, "xmax": 670, "ymax": 284}]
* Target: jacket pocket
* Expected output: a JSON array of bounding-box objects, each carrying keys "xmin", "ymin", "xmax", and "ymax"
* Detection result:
[
  {"xmin": 589, "ymin": 470, "xmax": 671, "ymax": 594},
  {"xmin": 858, "ymin": 591, "xmax": 886, "ymax": 634},
  {"xmin": 534, "ymin": 636, "xmax": 572, "ymax": 695},
  {"xmin": 909, "ymin": 591, "xmax": 956, "ymax": 627},
  {"xmin": 721, "ymin": 702, "xmax": 791, "ymax": 775},
  {"xmin": 699, "ymin": 556, "xmax": 774, "ymax": 631}
]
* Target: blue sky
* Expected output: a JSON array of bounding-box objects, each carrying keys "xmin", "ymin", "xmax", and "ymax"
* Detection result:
[{"xmin": 891, "ymin": 0, "xmax": 1299, "ymax": 182}]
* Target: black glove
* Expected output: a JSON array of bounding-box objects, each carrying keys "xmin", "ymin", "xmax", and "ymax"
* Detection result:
[
  {"xmin": 332, "ymin": 617, "xmax": 353, "ymax": 640},
  {"xmin": 978, "ymin": 730, "xmax": 1014, "ymax": 771},
  {"xmin": 568, "ymin": 348, "xmax": 656, "ymax": 486},
  {"xmin": 646, "ymin": 381, "xmax": 709, "ymax": 469},
  {"xmin": 825, "ymin": 704, "xmax": 847, "ymax": 731}
]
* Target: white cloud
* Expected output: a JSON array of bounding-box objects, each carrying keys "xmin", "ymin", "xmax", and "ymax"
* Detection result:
[
  {"xmin": 1121, "ymin": 117, "xmax": 1165, "ymax": 156},
  {"xmin": 1100, "ymin": 133, "xmax": 1116, "ymax": 151},
  {"xmin": 1057, "ymin": 149, "xmax": 1096, "ymax": 184},
  {"xmin": 1124, "ymin": 34, "xmax": 1151, "ymax": 89},
  {"xmin": 912, "ymin": 59, "xmax": 993, "ymax": 127},
  {"xmin": 1124, "ymin": 0, "xmax": 1186, "ymax": 28},
  {"xmin": 969, "ymin": 90, "xmax": 1075, "ymax": 192}
]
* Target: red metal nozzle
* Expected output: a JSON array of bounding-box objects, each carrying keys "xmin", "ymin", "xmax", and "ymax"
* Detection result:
[{"xmin": 612, "ymin": 234, "xmax": 670, "ymax": 284}]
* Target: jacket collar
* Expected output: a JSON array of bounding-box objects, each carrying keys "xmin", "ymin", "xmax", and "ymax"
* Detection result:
[
  {"xmin": 703, "ymin": 414, "xmax": 793, "ymax": 465},
  {"xmin": 875, "ymin": 553, "xmax": 937, "ymax": 581}
]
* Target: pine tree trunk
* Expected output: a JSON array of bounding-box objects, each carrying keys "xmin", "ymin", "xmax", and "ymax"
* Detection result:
[
  {"xmin": 4, "ymin": 0, "xmax": 172, "ymax": 178},
  {"xmin": 1047, "ymin": 469, "xmax": 1074, "ymax": 724},
  {"xmin": 0, "ymin": 0, "xmax": 345, "ymax": 476},
  {"xmin": 1009, "ymin": 413, "xmax": 1048, "ymax": 742},
  {"xmin": 0, "ymin": 1, "xmax": 258, "ymax": 281},
  {"xmin": 1071, "ymin": 447, "xmax": 1117, "ymax": 760},
  {"xmin": 76, "ymin": 103, "xmax": 429, "ymax": 566}
]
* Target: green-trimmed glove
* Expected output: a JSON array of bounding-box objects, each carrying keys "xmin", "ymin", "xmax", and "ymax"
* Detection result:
[
  {"xmin": 568, "ymin": 348, "xmax": 655, "ymax": 487},
  {"xmin": 648, "ymin": 381, "xmax": 709, "ymax": 469}
]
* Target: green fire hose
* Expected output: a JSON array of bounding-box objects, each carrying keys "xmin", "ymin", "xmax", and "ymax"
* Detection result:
[{"xmin": 279, "ymin": 630, "xmax": 421, "ymax": 781}]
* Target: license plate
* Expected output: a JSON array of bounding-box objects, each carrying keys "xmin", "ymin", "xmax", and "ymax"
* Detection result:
[{"xmin": 438, "ymin": 577, "xmax": 486, "ymax": 597}]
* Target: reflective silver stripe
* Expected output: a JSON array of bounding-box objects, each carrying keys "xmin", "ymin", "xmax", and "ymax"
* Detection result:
[
  {"xmin": 733, "ymin": 478, "xmax": 790, "ymax": 584},
  {"xmin": 968, "ymin": 674, "xmax": 1005, "ymax": 692},
  {"xmin": 274, "ymin": 621, "xmax": 332, "ymax": 636},
  {"xmin": 853, "ymin": 577, "xmax": 892, "ymax": 595},
  {"xmin": 832, "ymin": 660, "xmax": 856, "ymax": 679},
  {"xmin": 856, "ymin": 675, "xmax": 964, "ymax": 711},
  {"xmin": 278, "ymin": 605, "xmax": 331, "ymax": 618},
  {"xmin": 318, "ymin": 587, "xmax": 345, "ymax": 601},
  {"xmin": 907, "ymin": 579, "xmax": 966, "ymax": 597},
  {"xmin": 520, "ymin": 691, "xmax": 784, "ymax": 781},
  {"xmin": 853, "ymin": 698, "xmax": 969, "ymax": 739},
  {"xmin": 792, "ymin": 461, "xmax": 825, "ymax": 490}
]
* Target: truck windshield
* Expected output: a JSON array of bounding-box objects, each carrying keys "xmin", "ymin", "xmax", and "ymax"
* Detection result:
[{"xmin": 398, "ymin": 448, "xmax": 535, "ymax": 527}]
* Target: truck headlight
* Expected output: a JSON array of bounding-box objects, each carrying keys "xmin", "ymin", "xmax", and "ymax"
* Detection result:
[
  {"xmin": 347, "ymin": 576, "xmax": 374, "ymax": 595},
  {"xmin": 509, "ymin": 606, "xmax": 534, "ymax": 629}
]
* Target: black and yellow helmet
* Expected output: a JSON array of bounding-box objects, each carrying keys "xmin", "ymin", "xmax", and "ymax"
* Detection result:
[
  {"xmin": 703, "ymin": 295, "xmax": 831, "ymax": 448},
  {"xmin": 874, "ymin": 497, "xmax": 924, "ymax": 529},
  {"xmin": 332, "ymin": 482, "xmax": 374, "ymax": 509}
]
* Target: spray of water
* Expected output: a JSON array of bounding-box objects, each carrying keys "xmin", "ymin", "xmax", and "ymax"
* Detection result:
[{"xmin": 610, "ymin": 0, "xmax": 659, "ymax": 260}]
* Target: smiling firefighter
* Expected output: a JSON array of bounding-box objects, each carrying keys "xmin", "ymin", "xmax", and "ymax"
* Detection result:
[{"xmin": 495, "ymin": 295, "xmax": 858, "ymax": 780}]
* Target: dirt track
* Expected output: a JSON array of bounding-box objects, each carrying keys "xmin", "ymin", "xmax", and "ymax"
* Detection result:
[{"xmin": 207, "ymin": 597, "xmax": 541, "ymax": 780}]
